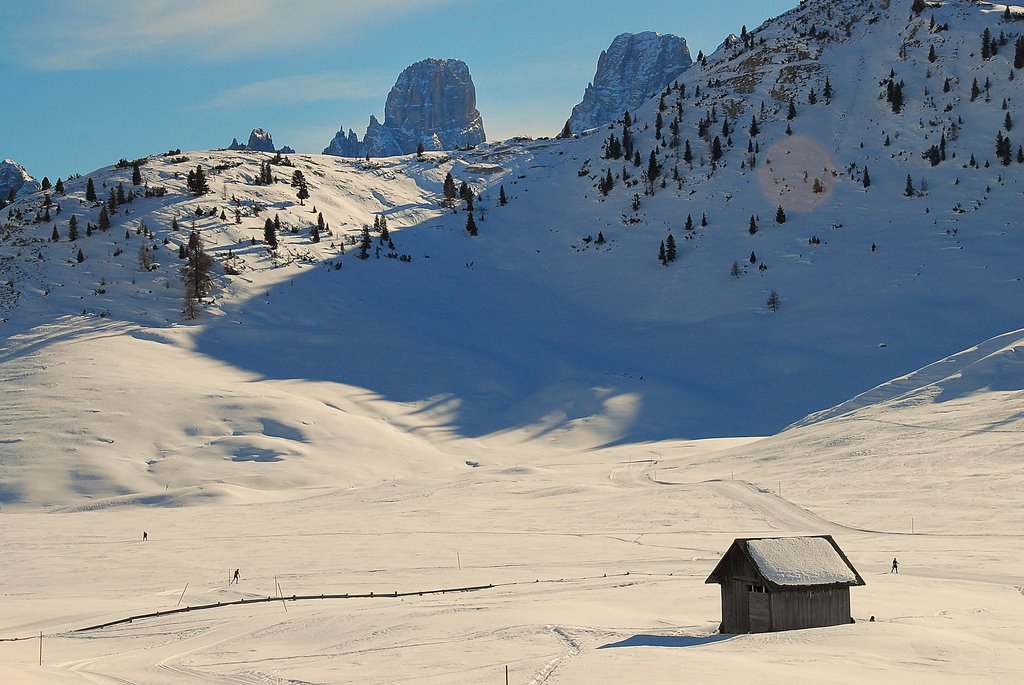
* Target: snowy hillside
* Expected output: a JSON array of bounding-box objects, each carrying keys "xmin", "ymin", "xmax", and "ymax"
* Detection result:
[{"xmin": 1, "ymin": 0, "xmax": 1023, "ymax": 505}]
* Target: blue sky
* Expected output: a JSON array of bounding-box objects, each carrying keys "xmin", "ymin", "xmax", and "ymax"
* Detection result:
[{"xmin": 0, "ymin": 0, "xmax": 794, "ymax": 180}]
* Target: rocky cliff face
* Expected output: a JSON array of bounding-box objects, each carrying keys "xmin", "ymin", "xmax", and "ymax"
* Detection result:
[
  {"xmin": 324, "ymin": 58, "xmax": 485, "ymax": 158},
  {"xmin": 567, "ymin": 32, "xmax": 692, "ymax": 133},
  {"xmin": 226, "ymin": 129, "xmax": 293, "ymax": 154},
  {"xmin": 0, "ymin": 159, "xmax": 38, "ymax": 202}
]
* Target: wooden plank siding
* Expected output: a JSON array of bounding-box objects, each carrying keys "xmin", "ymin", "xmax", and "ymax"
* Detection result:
[{"xmin": 770, "ymin": 587, "xmax": 852, "ymax": 632}]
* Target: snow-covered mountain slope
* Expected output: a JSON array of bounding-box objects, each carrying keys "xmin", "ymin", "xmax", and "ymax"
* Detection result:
[
  {"xmin": 2, "ymin": 3, "xmax": 1024, "ymax": 683},
  {"xmin": 1, "ymin": 0, "xmax": 1022, "ymax": 509}
]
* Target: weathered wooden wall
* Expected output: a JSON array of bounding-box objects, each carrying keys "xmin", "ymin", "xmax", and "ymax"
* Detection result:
[{"xmin": 770, "ymin": 587, "xmax": 852, "ymax": 632}]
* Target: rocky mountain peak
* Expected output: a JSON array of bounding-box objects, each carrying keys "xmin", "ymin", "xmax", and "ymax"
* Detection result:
[
  {"xmin": 225, "ymin": 129, "xmax": 293, "ymax": 154},
  {"xmin": 324, "ymin": 58, "xmax": 485, "ymax": 158},
  {"xmin": 0, "ymin": 159, "xmax": 38, "ymax": 202},
  {"xmin": 567, "ymin": 32, "xmax": 693, "ymax": 133}
]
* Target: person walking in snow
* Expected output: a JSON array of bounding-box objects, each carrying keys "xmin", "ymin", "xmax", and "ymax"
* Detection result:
[
  {"xmin": 232, "ymin": 568, "xmax": 240, "ymax": 584},
  {"xmin": 143, "ymin": 531, "xmax": 148, "ymax": 541},
  {"xmin": 891, "ymin": 557, "xmax": 899, "ymax": 574}
]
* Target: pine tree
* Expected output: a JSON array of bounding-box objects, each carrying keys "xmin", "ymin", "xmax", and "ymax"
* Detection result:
[
  {"xmin": 41, "ymin": 177, "xmax": 51, "ymax": 191},
  {"xmin": 665, "ymin": 234, "xmax": 677, "ymax": 262},
  {"xmin": 750, "ymin": 251, "xmax": 757, "ymax": 264},
  {"xmin": 116, "ymin": 183, "xmax": 126, "ymax": 205},
  {"xmin": 766, "ymin": 290, "xmax": 781, "ymax": 313},
  {"xmin": 499, "ymin": 185, "xmax": 508, "ymax": 206},
  {"xmin": 622, "ymin": 125, "xmax": 634, "ymax": 159},
  {"xmin": 264, "ymin": 217, "xmax": 278, "ymax": 249},
  {"xmin": 928, "ymin": 45, "xmax": 937, "ymax": 62},
  {"xmin": 702, "ymin": 213, "xmax": 708, "ymax": 227},
  {"xmin": 863, "ymin": 166, "xmax": 871, "ymax": 188},
  {"xmin": 443, "ymin": 172, "xmax": 457, "ymax": 206},
  {"xmin": 658, "ymin": 240, "xmax": 666, "ymax": 265},
  {"xmin": 86, "ymin": 178, "xmax": 97, "ymax": 202},
  {"xmin": 76, "ymin": 248, "xmax": 84, "ymax": 263},
  {"xmin": 823, "ymin": 76, "xmax": 833, "ymax": 101},
  {"xmin": 181, "ymin": 230, "xmax": 215, "ymax": 319},
  {"xmin": 68, "ymin": 214, "xmax": 78, "ymax": 241},
  {"xmin": 749, "ymin": 115, "xmax": 759, "ymax": 137},
  {"xmin": 317, "ymin": 212, "xmax": 325, "ymax": 233},
  {"xmin": 775, "ymin": 205, "xmax": 786, "ymax": 224},
  {"xmin": 1005, "ymin": 111, "xmax": 1014, "ymax": 131},
  {"xmin": 787, "ymin": 99, "xmax": 797, "ymax": 120},
  {"xmin": 685, "ymin": 214, "xmax": 694, "ymax": 231},
  {"xmin": 297, "ymin": 184, "xmax": 309, "ymax": 205},
  {"xmin": 54, "ymin": 178, "xmax": 65, "ymax": 194},
  {"xmin": 683, "ymin": 139, "xmax": 693, "ymax": 166},
  {"xmin": 711, "ymin": 136, "xmax": 723, "ymax": 162},
  {"xmin": 731, "ymin": 261, "xmax": 742, "ymax": 278},
  {"xmin": 465, "ymin": 212, "xmax": 478, "ymax": 236},
  {"xmin": 1015, "ymin": 36, "xmax": 1024, "ymax": 70},
  {"xmin": 749, "ymin": 215, "xmax": 758, "ymax": 235},
  {"xmin": 310, "ymin": 223, "xmax": 320, "ymax": 243},
  {"xmin": 416, "ymin": 142, "xmax": 425, "ymax": 157},
  {"xmin": 647, "ymin": 150, "xmax": 660, "ymax": 183},
  {"xmin": 905, "ymin": 174, "xmax": 915, "ymax": 196},
  {"xmin": 51, "ymin": 225, "xmax": 59, "ymax": 241},
  {"xmin": 357, "ymin": 225, "xmax": 371, "ymax": 259},
  {"xmin": 132, "ymin": 162, "xmax": 142, "ymax": 185},
  {"xmin": 99, "ymin": 205, "xmax": 110, "ymax": 231},
  {"xmin": 982, "ymin": 28, "xmax": 992, "ymax": 60}
]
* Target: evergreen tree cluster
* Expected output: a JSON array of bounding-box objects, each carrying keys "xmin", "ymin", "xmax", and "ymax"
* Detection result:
[
  {"xmin": 255, "ymin": 162, "xmax": 275, "ymax": 185},
  {"xmin": 886, "ymin": 76, "xmax": 905, "ymax": 113},
  {"xmin": 658, "ymin": 233, "xmax": 677, "ymax": 265},
  {"xmin": 186, "ymin": 166, "xmax": 209, "ymax": 195}
]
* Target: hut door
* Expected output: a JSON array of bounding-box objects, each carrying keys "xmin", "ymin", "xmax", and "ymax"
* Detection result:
[{"xmin": 748, "ymin": 588, "xmax": 771, "ymax": 632}]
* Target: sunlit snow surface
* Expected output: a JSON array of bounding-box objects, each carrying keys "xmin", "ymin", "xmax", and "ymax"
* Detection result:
[{"xmin": 746, "ymin": 537, "xmax": 859, "ymax": 585}]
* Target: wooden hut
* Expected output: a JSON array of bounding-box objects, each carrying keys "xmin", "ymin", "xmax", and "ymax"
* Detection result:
[{"xmin": 705, "ymin": 535, "xmax": 865, "ymax": 633}]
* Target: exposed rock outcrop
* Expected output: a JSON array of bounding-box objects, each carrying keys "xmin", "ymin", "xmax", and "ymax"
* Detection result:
[
  {"xmin": 324, "ymin": 58, "xmax": 485, "ymax": 158},
  {"xmin": 246, "ymin": 128, "xmax": 276, "ymax": 152},
  {"xmin": 0, "ymin": 159, "xmax": 38, "ymax": 201},
  {"xmin": 225, "ymin": 129, "xmax": 292, "ymax": 154},
  {"xmin": 567, "ymin": 32, "xmax": 693, "ymax": 133}
]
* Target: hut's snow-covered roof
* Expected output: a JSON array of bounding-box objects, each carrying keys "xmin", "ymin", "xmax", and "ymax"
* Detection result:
[
  {"xmin": 746, "ymin": 537, "xmax": 858, "ymax": 586},
  {"xmin": 706, "ymin": 535, "xmax": 865, "ymax": 589}
]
